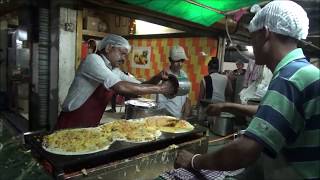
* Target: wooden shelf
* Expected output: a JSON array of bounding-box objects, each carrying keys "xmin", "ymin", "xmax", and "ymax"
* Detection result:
[{"xmin": 82, "ymin": 30, "xmax": 108, "ymax": 38}]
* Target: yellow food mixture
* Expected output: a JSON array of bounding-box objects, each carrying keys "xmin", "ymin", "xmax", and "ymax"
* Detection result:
[{"xmin": 43, "ymin": 116, "xmax": 194, "ymax": 154}]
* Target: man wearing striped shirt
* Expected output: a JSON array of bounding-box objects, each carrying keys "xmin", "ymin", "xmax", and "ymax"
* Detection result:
[{"xmin": 174, "ymin": 1, "xmax": 320, "ymax": 179}]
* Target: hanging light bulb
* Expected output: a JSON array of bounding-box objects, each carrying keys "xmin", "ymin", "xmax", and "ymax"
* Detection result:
[{"xmin": 128, "ymin": 19, "xmax": 136, "ymax": 35}]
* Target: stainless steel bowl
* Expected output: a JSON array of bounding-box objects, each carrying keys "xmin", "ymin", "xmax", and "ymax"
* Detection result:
[{"xmin": 167, "ymin": 74, "xmax": 191, "ymax": 98}]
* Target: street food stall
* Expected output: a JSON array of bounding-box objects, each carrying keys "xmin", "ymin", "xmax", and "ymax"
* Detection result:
[{"xmin": 0, "ymin": 0, "xmax": 319, "ymax": 180}]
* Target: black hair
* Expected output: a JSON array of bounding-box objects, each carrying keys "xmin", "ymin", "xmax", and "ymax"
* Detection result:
[
  {"xmin": 236, "ymin": 60, "xmax": 244, "ymax": 65},
  {"xmin": 208, "ymin": 57, "xmax": 219, "ymax": 70}
]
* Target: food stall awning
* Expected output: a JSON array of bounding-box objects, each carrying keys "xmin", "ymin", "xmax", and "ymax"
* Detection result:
[
  {"xmin": 117, "ymin": 0, "xmax": 320, "ymax": 56},
  {"xmin": 119, "ymin": 0, "xmax": 265, "ymax": 27}
]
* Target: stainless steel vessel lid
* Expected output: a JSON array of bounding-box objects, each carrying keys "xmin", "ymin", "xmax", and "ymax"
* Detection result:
[
  {"xmin": 124, "ymin": 98, "xmax": 156, "ymax": 108},
  {"xmin": 220, "ymin": 112, "xmax": 235, "ymax": 118}
]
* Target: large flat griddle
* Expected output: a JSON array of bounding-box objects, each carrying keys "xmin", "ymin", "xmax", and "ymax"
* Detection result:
[{"xmin": 25, "ymin": 124, "xmax": 207, "ymax": 175}]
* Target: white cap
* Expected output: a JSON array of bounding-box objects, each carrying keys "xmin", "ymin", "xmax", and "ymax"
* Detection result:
[
  {"xmin": 98, "ymin": 34, "xmax": 131, "ymax": 51},
  {"xmin": 169, "ymin": 45, "xmax": 188, "ymax": 61},
  {"xmin": 248, "ymin": 0, "xmax": 309, "ymax": 40}
]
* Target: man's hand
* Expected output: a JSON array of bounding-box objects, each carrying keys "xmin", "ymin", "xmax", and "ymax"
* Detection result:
[
  {"xmin": 174, "ymin": 150, "xmax": 194, "ymax": 169},
  {"xmin": 227, "ymin": 71, "xmax": 236, "ymax": 81},
  {"xmin": 159, "ymin": 69, "xmax": 169, "ymax": 80},
  {"xmin": 160, "ymin": 79, "xmax": 175, "ymax": 97},
  {"xmin": 206, "ymin": 103, "xmax": 225, "ymax": 116},
  {"xmin": 207, "ymin": 103, "xmax": 258, "ymax": 117},
  {"xmin": 143, "ymin": 69, "xmax": 169, "ymax": 85}
]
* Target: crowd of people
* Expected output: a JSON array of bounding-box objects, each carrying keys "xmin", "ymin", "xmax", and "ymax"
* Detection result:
[{"xmin": 56, "ymin": 0, "xmax": 319, "ymax": 179}]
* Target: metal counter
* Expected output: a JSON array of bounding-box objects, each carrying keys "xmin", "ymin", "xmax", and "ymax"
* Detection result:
[{"xmin": 64, "ymin": 136, "xmax": 208, "ymax": 180}]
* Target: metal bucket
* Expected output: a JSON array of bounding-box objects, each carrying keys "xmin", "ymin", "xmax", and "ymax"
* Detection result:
[
  {"xmin": 124, "ymin": 99, "xmax": 158, "ymax": 119},
  {"xmin": 125, "ymin": 105, "xmax": 155, "ymax": 119},
  {"xmin": 208, "ymin": 112, "xmax": 235, "ymax": 136}
]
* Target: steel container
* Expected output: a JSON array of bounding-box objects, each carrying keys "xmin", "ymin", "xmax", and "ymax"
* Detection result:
[
  {"xmin": 208, "ymin": 112, "xmax": 235, "ymax": 136},
  {"xmin": 167, "ymin": 74, "xmax": 191, "ymax": 98}
]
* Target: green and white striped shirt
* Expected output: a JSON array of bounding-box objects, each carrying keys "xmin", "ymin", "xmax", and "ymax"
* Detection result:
[{"xmin": 245, "ymin": 48, "xmax": 320, "ymax": 179}]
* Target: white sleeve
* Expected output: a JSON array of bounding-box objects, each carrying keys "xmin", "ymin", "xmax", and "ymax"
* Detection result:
[{"xmin": 80, "ymin": 54, "xmax": 121, "ymax": 89}]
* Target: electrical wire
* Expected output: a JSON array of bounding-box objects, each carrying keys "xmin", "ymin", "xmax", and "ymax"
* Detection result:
[
  {"xmin": 300, "ymin": 39, "xmax": 320, "ymax": 51},
  {"xmin": 225, "ymin": 16, "xmax": 320, "ymax": 59},
  {"xmin": 208, "ymin": 132, "xmax": 235, "ymax": 143}
]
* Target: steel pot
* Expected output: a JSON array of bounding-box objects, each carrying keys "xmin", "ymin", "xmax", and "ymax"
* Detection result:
[
  {"xmin": 124, "ymin": 99, "xmax": 171, "ymax": 119},
  {"xmin": 208, "ymin": 112, "xmax": 235, "ymax": 136},
  {"xmin": 125, "ymin": 105, "xmax": 156, "ymax": 119},
  {"xmin": 176, "ymin": 76, "xmax": 191, "ymax": 96},
  {"xmin": 197, "ymin": 99, "xmax": 224, "ymax": 127},
  {"xmin": 167, "ymin": 74, "xmax": 191, "ymax": 98}
]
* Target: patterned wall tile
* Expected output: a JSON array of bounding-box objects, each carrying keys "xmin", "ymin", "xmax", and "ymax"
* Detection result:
[{"xmin": 127, "ymin": 37, "xmax": 218, "ymax": 105}]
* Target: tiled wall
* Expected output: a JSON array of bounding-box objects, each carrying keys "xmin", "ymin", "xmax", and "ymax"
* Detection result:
[{"xmin": 125, "ymin": 37, "xmax": 218, "ymax": 105}]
